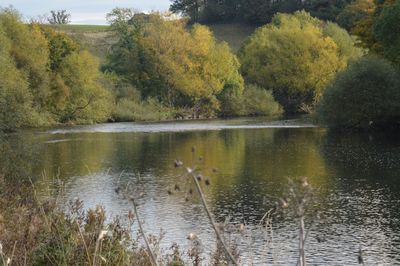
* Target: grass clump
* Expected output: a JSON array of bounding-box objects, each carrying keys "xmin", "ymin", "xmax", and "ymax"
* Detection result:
[{"xmin": 113, "ymin": 98, "xmax": 177, "ymax": 122}]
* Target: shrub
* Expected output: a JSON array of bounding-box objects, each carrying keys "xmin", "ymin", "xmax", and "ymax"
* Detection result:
[
  {"xmin": 113, "ymin": 98, "xmax": 177, "ymax": 122},
  {"xmin": 241, "ymin": 85, "xmax": 283, "ymax": 116},
  {"xmin": 219, "ymin": 84, "xmax": 283, "ymax": 117},
  {"xmin": 317, "ymin": 56, "xmax": 400, "ymax": 129}
]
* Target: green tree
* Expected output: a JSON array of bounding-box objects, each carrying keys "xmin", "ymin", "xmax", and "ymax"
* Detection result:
[
  {"xmin": 104, "ymin": 9, "xmax": 167, "ymax": 100},
  {"xmin": 317, "ymin": 56, "xmax": 400, "ymax": 129},
  {"xmin": 0, "ymin": 8, "xmax": 113, "ymax": 130},
  {"xmin": 0, "ymin": 28, "xmax": 33, "ymax": 131},
  {"xmin": 305, "ymin": 0, "xmax": 351, "ymax": 22},
  {"xmin": 373, "ymin": 0, "xmax": 400, "ymax": 65},
  {"xmin": 170, "ymin": 0, "xmax": 202, "ymax": 22},
  {"xmin": 239, "ymin": 11, "xmax": 362, "ymax": 113},
  {"xmin": 58, "ymin": 51, "xmax": 112, "ymax": 123},
  {"xmin": 336, "ymin": 0, "xmax": 375, "ymax": 31},
  {"xmin": 0, "ymin": 8, "xmax": 51, "ymax": 111},
  {"xmin": 169, "ymin": 0, "xmax": 351, "ymax": 25},
  {"xmin": 105, "ymin": 10, "xmax": 244, "ymax": 116}
]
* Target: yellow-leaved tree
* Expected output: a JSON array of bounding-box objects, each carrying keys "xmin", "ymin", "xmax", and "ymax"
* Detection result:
[
  {"xmin": 143, "ymin": 15, "xmax": 244, "ymax": 116},
  {"xmin": 105, "ymin": 10, "xmax": 244, "ymax": 117},
  {"xmin": 239, "ymin": 11, "xmax": 363, "ymax": 114}
]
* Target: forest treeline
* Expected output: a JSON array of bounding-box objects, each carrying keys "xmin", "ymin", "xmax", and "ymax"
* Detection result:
[
  {"xmin": 1, "ymin": 0, "xmax": 400, "ymax": 131},
  {"xmin": 170, "ymin": 0, "xmax": 352, "ymax": 25}
]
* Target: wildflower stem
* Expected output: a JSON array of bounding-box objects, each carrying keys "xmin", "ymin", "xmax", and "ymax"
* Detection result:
[
  {"xmin": 75, "ymin": 220, "xmax": 91, "ymax": 265},
  {"xmin": 132, "ymin": 198, "xmax": 160, "ymax": 266},
  {"xmin": 189, "ymin": 171, "xmax": 239, "ymax": 266}
]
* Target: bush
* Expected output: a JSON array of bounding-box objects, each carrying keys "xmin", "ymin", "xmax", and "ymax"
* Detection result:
[
  {"xmin": 317, "ymin": 56, "xmax": 400, "ymax": 129},
  {"xmin": 113, "ymin": 98, "xmax": 177, "ymax": 122},
  {"xmin": 219, "ymin": 84, "xmax": 283, "ymax": 117},
  {"xmin": 241, "ymin": 85, "xmax": 283, "ymax": 116}
]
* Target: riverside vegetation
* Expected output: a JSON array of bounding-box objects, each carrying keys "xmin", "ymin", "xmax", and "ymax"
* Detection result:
[
  {"xmin": 1, "ymin": 0, "xmax": 400, "ymax": 264},
  {"xmin": 1, "ymin": 0, "xmax": 400, "ymax": 132}
]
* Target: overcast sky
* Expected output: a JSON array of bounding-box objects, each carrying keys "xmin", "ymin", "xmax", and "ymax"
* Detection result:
[{"xmin": 2, "ymin": 0, "xmax": 171, "ymax": 24}]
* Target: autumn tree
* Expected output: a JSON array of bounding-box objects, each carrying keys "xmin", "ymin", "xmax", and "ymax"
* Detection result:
[
  {"xmin": 239, "ymin": 11, "xmax": 362, "ymax": 113},
  {"xmin": 0, "ymin": 8, "xmax": 51, "ymax": 118},
  {"xmin": 58, "ymin": 51, "xmax": 112, "ymax": 123},
  {"xmin": 105, "ymin": 10, "xmax": 244, "ymax": 116},
  {"xmin": 0, "ymin": 27, "xmax": 33, "ymax": 131},
  {"xmin": 0, "ymin": 8, "xmax": 112, "ymax": 130},
  {"xmin": 336, "ymin": 0, "xmax": 375, "ymax": 31}
]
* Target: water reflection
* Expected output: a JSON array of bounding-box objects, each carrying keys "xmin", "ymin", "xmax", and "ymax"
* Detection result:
[{"xmin": 1, "ymin": 119, "xmax": 400, "ymax": 264}]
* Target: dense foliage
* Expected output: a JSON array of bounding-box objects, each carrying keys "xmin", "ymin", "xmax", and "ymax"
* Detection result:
[
  {"xmin": 338, "ymin": 0, "xmax": 400, "ymax": 64},
  {"xmin": 0, "ymin": 8, "xmax": 112, "ymax": 131},
  {"xmin": 336, "ymin": 0, "xmax": 375, "ymax": 31},
  {"xmin": 104, "ymin": 9, "xmax": 280, "ymax": 118},
  {"xmin": 317, "ymin": 56, "xmax": 400, "ymax": 129},
  {"xmin": 170, "ymin": 0, "xmax": 351, "ymax": 25},
  {"xmin": 219, "ymin": 84, "xmax": 283, "ymax": 117},
  {"xmin": 320, "ymin": 0, "xmax": 400, "ymax": 130},
  {"xmin": 239, "ymin": 11, "xmax": 362, "ymax": 114},
  {"xmin": 373, "ymin": 0, "xmax": 400, "ymax": 65}
]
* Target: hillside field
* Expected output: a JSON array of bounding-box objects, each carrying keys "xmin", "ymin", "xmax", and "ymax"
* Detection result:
[{"xmin": 55, "ymin": 23, "xmax": 255, "ymax": 62}]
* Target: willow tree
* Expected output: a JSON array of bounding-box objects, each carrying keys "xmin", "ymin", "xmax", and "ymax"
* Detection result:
[
  {"xmin": 0, "ymin": 8, "xmax": 112, "ymax": 130},
  {"xmin": 143, "ymin": 17, "xmax": 243, "ymax": 114},
  {"xmin": 105, "ymin": 11, "xmax": 244, "ymax": 116},
  {"xmin": 0, "ymin": 27, "xmax": 33, "ymax": 131},
  {"xmin": 239, "ymin": 11, "xmax": 362, "ymax": 113}
]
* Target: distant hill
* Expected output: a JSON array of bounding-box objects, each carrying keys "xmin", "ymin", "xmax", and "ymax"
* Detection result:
[
  {"xmin": 50, "ymin": 25, "xmax": 115, "ymax": 63},
  {"xmin": 54, "ymin": 23, "xmax": 255, "ymax": 62},
  {"xmin": 207, "ymin": 23, "xmax": 256, "ymax": 52}
]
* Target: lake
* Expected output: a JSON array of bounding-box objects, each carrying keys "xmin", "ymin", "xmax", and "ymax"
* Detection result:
[{"xmin": 2, "ymin": 117, "xmax": 400, "ymax": 265}]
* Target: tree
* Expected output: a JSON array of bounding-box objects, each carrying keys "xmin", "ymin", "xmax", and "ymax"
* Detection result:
[
  {"xmin": 305, "ymin": 0, "xmax": 352, "ymax": 22},
  {"xmin": 143, "ymin": 18, "xmax": 244, "ymax": 115},
  {"xmin": 0, "ymin": 27, "xmax": 33, "ymax": 131},
  {"xmin": 239, "ymin": 11, "xmax": 362, "ymax": 113},
  {"xmin": 373, "ymin": 0, "xmax": 400, "ymax": 65},
  {"xmin": 336, "ymin": 0, "xmax": 375, "ymax": 31},
  {"xmin": 105, "ymin": 10, "xmax": 244, "ymax": 116},
  {"xmin": 0, "ymin": 8, "xmax": 112, "ymax": 130},
  {"xmin": 104, "ymin": 9, "xmax": 168, "ymax": 101},
  {"xmin": 250, "ymin": 0, "xmax": 302, "ymax": 24},
  {"xmin": 169, "ymin": 0, "xmax": 352, "ymax": 25},
  {"xmin": 317, "ymin": 56, "xmax": 400, "ymax": 129},
  {"xmin": 170, "ymin": 0, "xmax": 202, "ymax": 23},
  {"xmin": 0, "ymin": 8, "xmax": 50, "ymax": 112},
  {"xmin": 48, "ymin": 10, "xmax": 71, "ymax": 24},
  {"xmin": 58, "ymin": 51, "xmax": 112, "ymax": 123}
]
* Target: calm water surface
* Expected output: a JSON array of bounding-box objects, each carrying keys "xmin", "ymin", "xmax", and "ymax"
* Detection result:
[{"xmin": 2, "ymin": 117, "xmax": 400, "ymax": 265}]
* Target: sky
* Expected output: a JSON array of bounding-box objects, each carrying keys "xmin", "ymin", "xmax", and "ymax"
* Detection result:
[{"xmin": 2, "ymin": 0, "xmax": 171, "ymax": 24}]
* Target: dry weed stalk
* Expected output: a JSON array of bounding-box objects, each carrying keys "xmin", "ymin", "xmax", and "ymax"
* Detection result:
[
  {"xmin": 283, "ymin": 178, "xmax": 313, "ymax": 266},
  {"xmin": 117, "ymin": 177, "xmax": 160, "ymax": 266},
  {"xmin": 130, "ymin": 197, "xmax": 160, "ymax": 266},
  {"xmin": 174, "ymin": 147, "xmax": 239, "ymax": 266}
]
